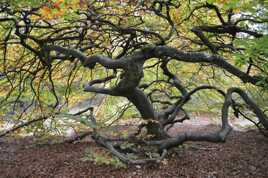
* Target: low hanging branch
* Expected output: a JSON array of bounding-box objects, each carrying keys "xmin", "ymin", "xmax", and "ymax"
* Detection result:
[{"xmin": 0, "ymin": 115, "xmax": 51, "ymax": 137}]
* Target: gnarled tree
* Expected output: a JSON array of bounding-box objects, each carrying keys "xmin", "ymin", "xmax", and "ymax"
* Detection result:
[{"xmin": 0, "ymin": 0, "xmax": 268, "ymax": 164}]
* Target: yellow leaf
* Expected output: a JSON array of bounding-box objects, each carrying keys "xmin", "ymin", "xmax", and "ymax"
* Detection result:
[
  {"xmin": 41, "ymin": 6, "xmax": 51, "ymax": 15},
  {"xmin": 40, "ymin": 6, "xmax": 52, "ymax": 19}
]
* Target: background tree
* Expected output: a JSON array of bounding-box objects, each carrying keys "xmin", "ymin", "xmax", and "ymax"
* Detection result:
[{"xmin": 0, "ymin": 0, "xmax": 268, "ymax": 164}]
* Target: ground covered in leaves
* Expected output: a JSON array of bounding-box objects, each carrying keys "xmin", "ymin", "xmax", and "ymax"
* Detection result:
[{"xmin": 0, "ymin": 125, "xmax": 268, "ymax": 178}]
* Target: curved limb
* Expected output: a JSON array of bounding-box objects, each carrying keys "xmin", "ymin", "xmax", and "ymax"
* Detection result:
[
  {"xmin": 226, "ymin": 88, "xmax": 268, "ymax": 130},
  {"xmin": 150, "ymin": 87, "xmax": 268, "ymax": 152}
]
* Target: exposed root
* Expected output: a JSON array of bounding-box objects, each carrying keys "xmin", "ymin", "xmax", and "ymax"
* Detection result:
[{"xmin": 92, "ymin": 133, "xmax": 167, "ymax": 165}]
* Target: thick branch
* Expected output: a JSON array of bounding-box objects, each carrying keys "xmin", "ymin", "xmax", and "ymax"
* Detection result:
[
  {"xmin": 140, "ymin": 46, "xmax": 261, "ymax": 85},
  {"xmin": 45, "ymin": 45, "xmax": 126, "ymax": 69},
  {"xmin": 124, "ymin": 88, "xmax": 156, "ymax": 119}
]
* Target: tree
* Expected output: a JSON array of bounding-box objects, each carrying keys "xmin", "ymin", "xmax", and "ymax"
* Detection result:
[{"xmin": 0, "ymin": 0, "xmax": 268, "ymax": 164}]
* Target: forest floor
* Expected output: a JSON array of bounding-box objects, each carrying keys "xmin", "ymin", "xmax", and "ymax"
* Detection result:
[{"xmin": 0, "ymin": 116, "xmax": 268, "ymax": 178}]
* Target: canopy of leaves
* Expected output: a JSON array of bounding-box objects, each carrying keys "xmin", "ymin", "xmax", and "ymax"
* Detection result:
[{"xmin": 0, "ymin": 0, "xmax": 267, "ymax": 138}]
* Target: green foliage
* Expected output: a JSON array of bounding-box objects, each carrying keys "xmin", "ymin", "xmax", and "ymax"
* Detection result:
[
  {"xmin": 0, "ymin": 0, "xmax": 268, "ymax": 135},
  {"xmin": 234, "ymin": 35, "xmax": 268, "ymax": 87},
  {"xmin": 1, "ymin": 0, "xmax": 47, "ymax": 8},
  {"xmin": 234, "ymin": 36, "xmax": 268, "ymax": 61},
  {"xmin": 81, "ymin": 148, "xmax": 126, "ymax": 168}
]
